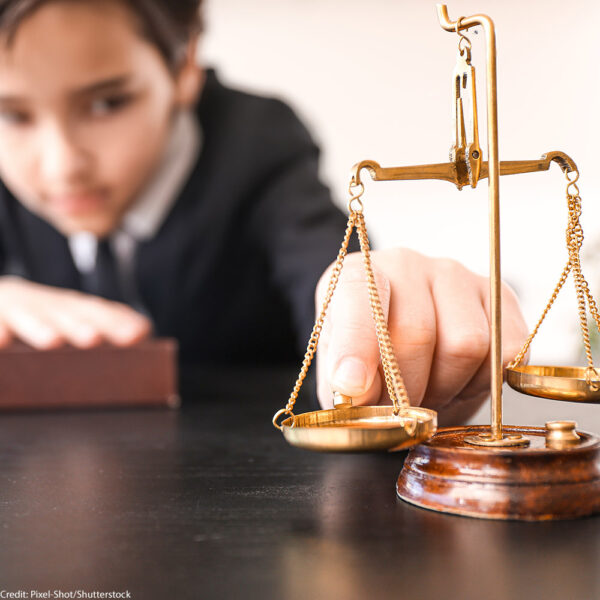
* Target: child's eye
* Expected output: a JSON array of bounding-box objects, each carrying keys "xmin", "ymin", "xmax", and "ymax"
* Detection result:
[
  {"xmin": 0, "ymin": 109, "xmax": 31, "ymax": 126},
  {"xmin": 88, "ymin": 94, "xmax": 133, "ymax": 117}
]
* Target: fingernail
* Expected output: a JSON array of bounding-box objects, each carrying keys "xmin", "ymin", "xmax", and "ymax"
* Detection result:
[
  {"xmin": 77, "ymin": 327, "xmax": 100, "ymax": 347},
  {"xmin": 116, "ymin": 327, "xmax": 136, "ymax": 342},
  {"xmin": 77, "ymin": 325, "xmax": 95, "ymax": 339},
  {"xmin": 36, "ymin": 329, "xmax": 60, "ymax": 348},
  {"xmin": 116, "ymin": 323, "xmax": 145, "ymax": 344},
  {"xmin": 332, "ymin": 357, "xmax": 368, "ymax": 393}
]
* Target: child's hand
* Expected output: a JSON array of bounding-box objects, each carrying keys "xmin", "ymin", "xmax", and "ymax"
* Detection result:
[
  {"xmin": 0, "ymin": 277, "xmax": 152, "ymax": 350},
  {"xmin": 316, "ymin": 249, "xmax": 528, "ymax": 425}
]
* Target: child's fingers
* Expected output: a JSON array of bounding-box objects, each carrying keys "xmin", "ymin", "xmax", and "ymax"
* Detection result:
[
  {"xmin": 73, "ymin": 296, "xmax": 152, "ymax": 346},
  {"xmin": 497, "ymin": 282, "xmax": 530, "ymax": 370},
  {"xmin": 422, "ymin": 261, "xmax": 490, "ymax": 411},
  {"xmin": 384, "ymin": 259, "xmax": 437, "ymax": 408},
  {"xmin": 1, "ymin": 305, "xmax": 65, "ymax": 349},
  {"xmin": 0, "ymin": 279, "xmax": 152, "ymax": 349},
  {"xmin": 451, "ymin": 281, "xmax": 529, "ymax": 404},
  {"xmin": 315, "ymin": 248, "xmax": 528, "ymax": 426},
  {"xmin": 323, "ymin": 256, "xmax": 389, "ymax": 404},
  {"xmin": 317, "ymin": 334, "xmax": 385, "ymax": 408},
  {"xmin": 42, "ymin": 303, "xmax": 105, "ymax": 349},
  {"xmin": 0, "ymin": 318, "xmax": 13, "ymax": 347}
]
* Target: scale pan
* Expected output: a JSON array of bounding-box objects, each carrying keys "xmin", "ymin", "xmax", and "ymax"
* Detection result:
[
  {"xmin": 281, "ymin": 405, "xmax": 436, "ymax": 452},
  {"xmin": 506, "ymin": 365, "xmax": 600, "ymax": 403}
]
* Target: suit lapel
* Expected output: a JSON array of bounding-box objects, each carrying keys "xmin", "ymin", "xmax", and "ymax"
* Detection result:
[{"xmin": 13, "ymin": 201, "xmax": 82, "ymax": 290}]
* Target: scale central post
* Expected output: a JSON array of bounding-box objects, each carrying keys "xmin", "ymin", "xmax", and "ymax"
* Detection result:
[
  {"xmin": 437, "ymin": 5, "xmax": 524, "ymax": 446},
  {"xmin": 351, "ymin": 6, "xmax": 528, "ymax": 446},
  {"xmin": 344, "ymin": 7, "xmax": 583, "ymax": 446}
]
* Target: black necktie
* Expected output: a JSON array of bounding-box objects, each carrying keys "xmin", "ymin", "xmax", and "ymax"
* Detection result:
[{"xmin": 84, "ymin": 239, "xmax": 125, "ymax": 303}]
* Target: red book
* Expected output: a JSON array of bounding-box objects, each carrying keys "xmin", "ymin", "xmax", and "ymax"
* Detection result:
[{"xmin": 0, "ymin": 339, "xmax": 179, "ymax": 410}]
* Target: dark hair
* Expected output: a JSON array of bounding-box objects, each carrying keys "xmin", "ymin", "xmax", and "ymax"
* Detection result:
[{"xmin": 0, "ymin": 0, "xmax": 203, "ymax": 68}]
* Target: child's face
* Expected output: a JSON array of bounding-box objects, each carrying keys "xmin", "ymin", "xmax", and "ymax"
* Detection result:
[{"xmin": 0, "ymin": 0, "xmax": 199, "ymax": 237}]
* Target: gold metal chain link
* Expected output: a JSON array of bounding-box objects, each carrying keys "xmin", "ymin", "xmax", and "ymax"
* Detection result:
[
  {"xmin": 509, "ymin": 169, "xmax": 600, "ymax": 389},
  {"xmin": 272, "ymin": 211, "xmax": 356, "ymax": 429},
  {"xmin": 354, "ymin": 211, "xmax": 410, "ymax": 413},
  {"xmin": 273, "ymin": 182, "xmax": 411, "ymax": 429},
  {"xmin": 455, "ymin": 16, "xmax": 472, "ymax": 56},
  {"xmin": 508, "ymin": 260, "xmax": 571, "ymax": 368}
]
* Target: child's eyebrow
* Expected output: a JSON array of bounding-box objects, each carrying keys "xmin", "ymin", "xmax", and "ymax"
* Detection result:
[
  {"xmin": 0, "ymin": 75, "xmax": 135, "ymax": 105},
  {"xmin": 73, "ymin": 75, "xmax": 134, "ymax": 97}
]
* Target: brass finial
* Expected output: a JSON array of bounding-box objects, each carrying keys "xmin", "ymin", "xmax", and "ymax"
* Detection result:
[
  {"xmin": 333, "ymin": 391, "xmax": 353, "ymax": 409},
  {"xmin": 545, "ymin": 421, "xmax": 581, "ymax": 449}
]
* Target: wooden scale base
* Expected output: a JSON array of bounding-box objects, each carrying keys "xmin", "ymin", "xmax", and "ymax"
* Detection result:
[{"xmin": 397, "ymin": 425, "xmax": 600, "ymax": 520}]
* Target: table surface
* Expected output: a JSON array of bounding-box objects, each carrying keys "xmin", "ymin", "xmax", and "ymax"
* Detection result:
[{"xmin": 0, "ymin": 367, "xmax": 599, "ymax": 600}]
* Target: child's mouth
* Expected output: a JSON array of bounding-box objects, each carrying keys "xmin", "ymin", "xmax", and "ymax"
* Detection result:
[{"xmin": 48, "ymin": 190, "xmax": 108, "ymax": 216}]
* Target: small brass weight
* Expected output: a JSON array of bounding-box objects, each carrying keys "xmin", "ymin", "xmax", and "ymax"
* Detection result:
[{"xmin": 273, "ymin": 5, "xmax": 600, "ymax": 520}]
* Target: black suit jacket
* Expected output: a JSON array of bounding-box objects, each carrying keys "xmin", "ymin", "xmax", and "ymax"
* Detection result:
[{"xmin": 0, "ymin": 71, "xmax": 354, "ymax": 366}]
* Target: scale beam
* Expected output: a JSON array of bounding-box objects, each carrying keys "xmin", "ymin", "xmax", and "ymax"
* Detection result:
[{"xmin": 351, "ymin": 151, "xmax": 577, "ymax": 190}]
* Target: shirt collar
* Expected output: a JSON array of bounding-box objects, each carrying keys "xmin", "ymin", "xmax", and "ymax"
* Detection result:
[{"xmin": 120, "ymin": 109, "xmax": 201, "ymax": 240}]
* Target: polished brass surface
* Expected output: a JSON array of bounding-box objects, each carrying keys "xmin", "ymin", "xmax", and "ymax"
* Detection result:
[
  {"xmin": 281, "ymin": 406, "xmax": 437, "ymax": 452},
  {"xmin": 333, "ymin": 391, "xmax": 353, "ymax": 408},
  {"xmin": 272, "ymin": 214, "xmax": 356, "ymax": 432},
  {"xmin": 506, "ymin": 366, "xmax": 600, "ymax": 403},
  {"xmin": 275, "ymin": 4, "xmax": 600, "ymax": 461},
  {"xmin": 274, "ymin": 181, "xmax": 416, "ymax": 449},
  {"xmin": 344, "ymin": 8, "xmax": 588, "ymax": 443},
  {"xmin": 273, "ymin": 205, "xmax": 413, "ymax": 430},
  {"xmin": 441, "ymin": 6, "xmax": 498, "ymax": 441},
  {"xmin": 507, "ymin": 166, "xmax": 600, "ymax": 401},
  {"xmin": 346, "ymin": 6, "xmax": 547, "ymax": 443},
  {"xmin": 354, "ymin": 210, "xmax": 411, "ymax": 411},
  {"xmin": 350, "ymin": 152, "xmax": 576, "ymax": 192},
  {"xmin": 465, "ymin": 433, "xmax": 530, "ymax": 447},
  {"xmin": 545, "ymin": 420, "xmax": 581, "ymax": 449},
  {"xmin": 451, "ymin": 27, "xmax": 481, "ymax": 187}
]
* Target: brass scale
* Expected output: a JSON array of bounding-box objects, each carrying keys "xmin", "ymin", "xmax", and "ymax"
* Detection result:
[{"xmin": 272, "ymin": 5, "xmax": 600, "ymax": 520}]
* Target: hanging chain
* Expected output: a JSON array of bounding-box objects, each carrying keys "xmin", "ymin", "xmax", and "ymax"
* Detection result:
[
  {"xmin": 508, "ymin": 261, "xmax": 571, "ymax": 368},
  {"xmin": 272, "ymin": 211, "xmax": 357, "ymax": 429},
  {"xmin": 273, "ymin": 181, "xmax": 412, "ymax": 429},
  {"xmin": 354, "ymin": 212, "xmax": 410, "ymax": 413},
  {"xmin": 509, "ymin": 169, "xmax": 600, "ymax": 389}
]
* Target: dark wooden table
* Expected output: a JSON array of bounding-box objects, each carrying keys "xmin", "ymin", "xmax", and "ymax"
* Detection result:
[{"xmin": 0, "ymin": 367, "xmax": 598, "ymax": 600}]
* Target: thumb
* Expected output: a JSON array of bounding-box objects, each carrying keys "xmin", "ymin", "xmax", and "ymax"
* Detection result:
[
  {"xmin": 326, "ymin": 264, "xmax": 391, "ymax": 404},
  {"xmin": 0, "ymin": 318, "xmax": 12, "ymax": 348}
]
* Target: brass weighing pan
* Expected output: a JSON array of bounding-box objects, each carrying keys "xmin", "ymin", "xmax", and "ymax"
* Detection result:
[
  {"xmin": 507, "ymin": 365, "xmax": 600, "ymax": 403},
  {"xmin": 281, "ymin": 405, "xmax": 437, "ymax": 452}
]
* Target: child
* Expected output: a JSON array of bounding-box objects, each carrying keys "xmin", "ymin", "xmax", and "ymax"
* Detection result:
[{"xmin": 0, "ymin": 0, "xmax": 527, "ymax": 423}]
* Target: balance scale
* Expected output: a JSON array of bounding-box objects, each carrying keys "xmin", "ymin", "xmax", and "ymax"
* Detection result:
[{"xmin": 273, "ymin": 5, "xmax": 600, "ymax": 521}]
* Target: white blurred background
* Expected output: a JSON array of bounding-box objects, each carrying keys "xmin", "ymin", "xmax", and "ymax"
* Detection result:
[{"xmin": 201, "ymin": 0, "xmax": 600, "ymax": 427}]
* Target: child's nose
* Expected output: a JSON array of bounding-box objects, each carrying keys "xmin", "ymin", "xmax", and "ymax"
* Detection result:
[{"xmin": 39, "ymin": 121, "xmax": 93, "ymax": 185}]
